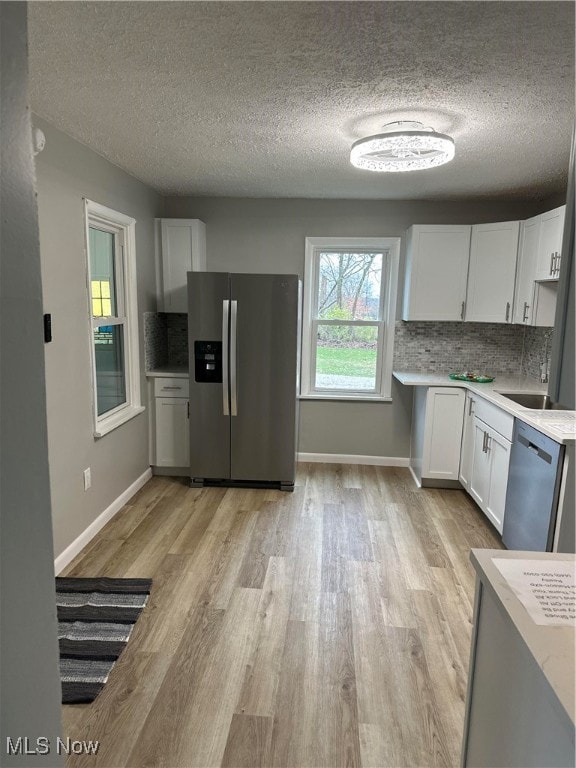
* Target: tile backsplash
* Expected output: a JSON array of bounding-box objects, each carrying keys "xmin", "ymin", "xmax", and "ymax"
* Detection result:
[
  {"xmin": 145, "ymin": 312, "xmax": 553, "ymax": 382},
  {"xmin": 521, "ymin": 326, "xmax": 554, "ymax": 381},
  {"xmin": 392, "ymin": 321, "xmax": 553, "ymax": 381},
  {"xmin": 166, "ymin": 314, "xmax": 189, "ymax": 367},
  {"xmin": 144, "ymin": 312, "xmax": 168, "ymax": 370},
  {"xmin": 144, "ymin": 312, "xmax": 188, "ymax": 369}
]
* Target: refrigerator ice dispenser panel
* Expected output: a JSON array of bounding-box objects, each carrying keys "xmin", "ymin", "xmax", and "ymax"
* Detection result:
[{"xmin": 194, "ymin": 340, "xmax": 223, "ymax": 383}]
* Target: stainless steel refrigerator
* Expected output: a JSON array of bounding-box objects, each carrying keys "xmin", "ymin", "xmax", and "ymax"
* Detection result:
[{"xmin": 187, "ymin": 272, "xmax": 300, "ymax": 491}]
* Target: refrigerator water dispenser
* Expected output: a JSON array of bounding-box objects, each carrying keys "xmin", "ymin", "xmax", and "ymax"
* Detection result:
[{"xmin": 194, "ymin": 341, "xmax": 222, "ymax": 383}]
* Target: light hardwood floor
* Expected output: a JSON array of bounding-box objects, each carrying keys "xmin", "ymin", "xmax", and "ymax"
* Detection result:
[{"xmin": 60, "ymin": 463, "xmax": 502, "ymax": 768}]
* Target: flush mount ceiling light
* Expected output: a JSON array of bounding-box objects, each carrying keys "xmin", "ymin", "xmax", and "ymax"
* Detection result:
[{"xmin": 350, "ymin": 120, "xmax": 455, "ymax": 173}]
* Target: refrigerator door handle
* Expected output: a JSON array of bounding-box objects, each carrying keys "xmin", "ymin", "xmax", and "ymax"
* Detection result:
[
  {"xmin": 222, "ymin": 300, "xmax": 230, "ymax": 416},
  {"xmin": 230, "ymin": 300, "xmax": 238, "ymax": 416}
]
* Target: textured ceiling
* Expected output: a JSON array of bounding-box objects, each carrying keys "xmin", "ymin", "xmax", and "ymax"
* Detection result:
[{"xmin": 28, "ymin": 1, "xmax": 575, "ymax": 200}]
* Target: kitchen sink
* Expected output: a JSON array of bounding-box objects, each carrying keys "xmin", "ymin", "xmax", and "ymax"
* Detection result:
[{"xmin": 498, "ymin": 392, "xmax": 568, "ymax": 410}]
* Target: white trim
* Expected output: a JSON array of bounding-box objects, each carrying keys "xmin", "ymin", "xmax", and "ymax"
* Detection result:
[
  {"xmin": 54, "ymin": 468, "xmax": 152, "ymax": 575},
  {"xmin": 94, "ymin": 404, "xmax": 146, "ymax": 438},
  {"xmin": 409, "ymin": 464, "xmax": 423, "ymax": 488},
  {"xmin": 299, "ymin": 395, "xmax": 393, "ymax": 402},
  {"xmin": 84, "ymin": 199, "xmax": 141, "ymax": 437},
  {"xmin": 297, "ymin": 453, "xmax": 409, "ymax": 466},
  {"xmin": 301, "ymin": 236, "xmax": 400, "ymax": 400}
]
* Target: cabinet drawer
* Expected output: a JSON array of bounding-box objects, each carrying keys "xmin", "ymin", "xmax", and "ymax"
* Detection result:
[
  {"xmin": 154, "ymin": 377, "xmax": 189, "ymax": 398},
  {"xmin": 474, "ymin": 396, "xmax": 514, "ymax": 441}
]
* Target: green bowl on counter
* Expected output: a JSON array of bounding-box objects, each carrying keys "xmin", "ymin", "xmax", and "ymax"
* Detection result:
[{"xmin": 449, "ymin": 373, "xmax": 495, "ymax": 383}]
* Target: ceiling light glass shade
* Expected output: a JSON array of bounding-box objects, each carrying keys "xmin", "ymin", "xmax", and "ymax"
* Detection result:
[{"xmin": 350, "ymin": 121, "xmax": 455, "ymax": 173}]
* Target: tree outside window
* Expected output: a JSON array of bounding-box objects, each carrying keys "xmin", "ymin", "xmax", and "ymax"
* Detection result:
[{"xmin": 302, "ymin": 238, "xmax": 400, "ymax": 400}]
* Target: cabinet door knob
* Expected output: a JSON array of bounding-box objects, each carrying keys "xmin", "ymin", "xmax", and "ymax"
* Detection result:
[
  {"xmin": 505, "ymin": 302, "xmax": 510, "ymax": 322},
  {"xmin": 461, "ymin": 301, "xmax": 466, "ymax": 320},
  {"xmin": 550, "ymin": 253, "xmax": 555, "ymax": 275}
]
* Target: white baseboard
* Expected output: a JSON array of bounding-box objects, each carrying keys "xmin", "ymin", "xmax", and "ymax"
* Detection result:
[
  {"xmin": 408, "ymin": 464, "xmax": 422, "ymax": 488},
  {"xmin": 297, "ymin": 453, "xmax": 409, "ymax": 467},
  {"xmin": 54, "ymin": 468, "xmax": 153, "ymax": 575}
]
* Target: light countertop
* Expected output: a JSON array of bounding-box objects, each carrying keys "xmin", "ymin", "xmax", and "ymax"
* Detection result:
[
  {"xmin": 146, "ymin": 366, "xmax": 189, "ymax": 378},
  {"xmin": 470, "ymin": 548, "xmax": 575, "ymax": 729},
  {"xmin": 393, "ymin": 371, "xmax": 575, "ymax": 444}
]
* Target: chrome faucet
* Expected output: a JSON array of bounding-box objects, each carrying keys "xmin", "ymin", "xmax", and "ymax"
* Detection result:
[
  {"xmin": 540, "ymin": 331, "xmax": 552, "ymax": 384},
  {"xmin": 540, "ymin": 361, "xmax": 548, "ymax": 384}
]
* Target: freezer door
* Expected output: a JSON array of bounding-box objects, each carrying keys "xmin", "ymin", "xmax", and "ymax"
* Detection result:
[
  {"xmin": 187, "ymin": 272, "xmax": 231, "ymax": 480},
  {"xmin": 230, "ymin": 274, "xmax": 299, "ymax": 484}
]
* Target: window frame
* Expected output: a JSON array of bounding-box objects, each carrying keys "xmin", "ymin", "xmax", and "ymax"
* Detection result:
[
  {"xmin": 301, "ymin": 236, "xmax": 400, "ymax": 401},
  {"xmin": 84, "ymin": 199, "xmax": 144, "ymax": 437}
]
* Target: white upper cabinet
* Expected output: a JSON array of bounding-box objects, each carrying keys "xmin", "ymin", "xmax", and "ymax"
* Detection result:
[
  {"xmin": 464, "ymin": 221, "xmax": 520, "ymax": 323},
  {"xmin": 535, "ymin": 205, "xmax": 566, "ymax": 281},
  {"xmin": 403, "ymin": 205, "xmax": 564, "ymax": 327},
  {"xmin": 402, "ymin": 225, "xmax": 471, "ymax": 321},
  {"xmin": 514, "ymin": 213, "xmax": 559, "ymax": 327},
  {"xmin": 513, "ymin": 216, "xmax": 540, "ymax": 324},
  {"xmin": 157, "ymin": 218, "xmax": 206, "ymax": 312}
]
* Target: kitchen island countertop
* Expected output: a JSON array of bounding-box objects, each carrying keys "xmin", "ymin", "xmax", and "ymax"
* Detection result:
[
  {"xmin": 461, "ymin": 549, "xmax": 575, "ymax": 767},
  {"xmin": 470, "ymin": 548, "xmax": 575, "ymax": 727}
]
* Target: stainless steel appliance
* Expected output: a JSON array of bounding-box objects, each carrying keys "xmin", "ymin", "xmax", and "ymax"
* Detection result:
[
  {"xmin": 502, "ymin": 419, "xmax": 565, "ymax": 551},
  {"xmin": 187, "ymin": 272, "xmax": 300, "ymax": 490}
]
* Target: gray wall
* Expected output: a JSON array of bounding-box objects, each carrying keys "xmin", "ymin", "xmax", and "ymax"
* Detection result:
[
  {"xmin": 0, "ymin": 4, "xmax": 63, "ymax": 764},
  {"xmin": 34, "ymin": 117, "xmax": 164, "ymax": 559},
  {"xmin": 164, "ymin": 196, "xmax": 548, "ymax": 457}
]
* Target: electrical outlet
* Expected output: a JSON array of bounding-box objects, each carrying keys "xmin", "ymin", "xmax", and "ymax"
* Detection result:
[{"xmin": 83, "ymin": 468, "xmax": 91, "ymax": 491}]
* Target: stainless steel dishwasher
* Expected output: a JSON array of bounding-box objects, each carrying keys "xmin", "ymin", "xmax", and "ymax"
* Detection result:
[{"xmin": 502, "ymin": 419, "xmax": 565, "ymax": 551}]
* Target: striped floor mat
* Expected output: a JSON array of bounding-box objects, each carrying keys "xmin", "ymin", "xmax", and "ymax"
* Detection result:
[{"xmin": 55, "ymin": 577, "xmax": 152, "ymax": 704}]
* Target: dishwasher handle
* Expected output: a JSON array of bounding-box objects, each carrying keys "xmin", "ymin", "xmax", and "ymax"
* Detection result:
[{"xmin": 517, "ymin": 433, "xmax": 552, "ymax": 464}]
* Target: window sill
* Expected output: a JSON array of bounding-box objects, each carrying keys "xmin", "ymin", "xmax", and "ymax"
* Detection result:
[
  {"xmin": 298, "ymin": 394, "xmax": 393, "ymax": 403},
  {"xmin": 94, "ymin": 405, "xmax": 145, "ymax": 438}
]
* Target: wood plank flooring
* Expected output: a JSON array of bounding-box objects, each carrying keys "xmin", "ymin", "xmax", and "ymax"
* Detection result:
[{"xmin": 60, "ymin": 464, "xmax": 502, "ymax": 768}]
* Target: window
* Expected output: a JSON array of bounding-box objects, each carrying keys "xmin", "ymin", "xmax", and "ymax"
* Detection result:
[
  {"xmin": 84, "ymin": 200, "xmax": 143, "ymax": 436},
  {"xmin": 301, "ymin": 237, "xmax": 400, "ymax": 400}
]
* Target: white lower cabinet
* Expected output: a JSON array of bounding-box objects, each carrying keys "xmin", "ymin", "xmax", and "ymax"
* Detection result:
[
  {"xmin": 469, "ymin": 414, "xmax": 512, "ymax": 534},
  {"xmin": 155, "ymin": 397, "xmax": 190, "ymax": 467},
  {"xmin": 422, "ymin": 387, "xmax": 466, "ymax": 482},
  {"xmin": 150, "ymin": 376, "xmax": 190, "ymax": 470},
  {"xmin": 469, "ymin": 419, "xmax": 493, "ymax": 511},
  {"xmin": 459, "ymin": 392, "xmax": 476, "ymax": 492},
  {"xmin": 410, "ymin": 386, "xmax": 465, "ymax": 486}
]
